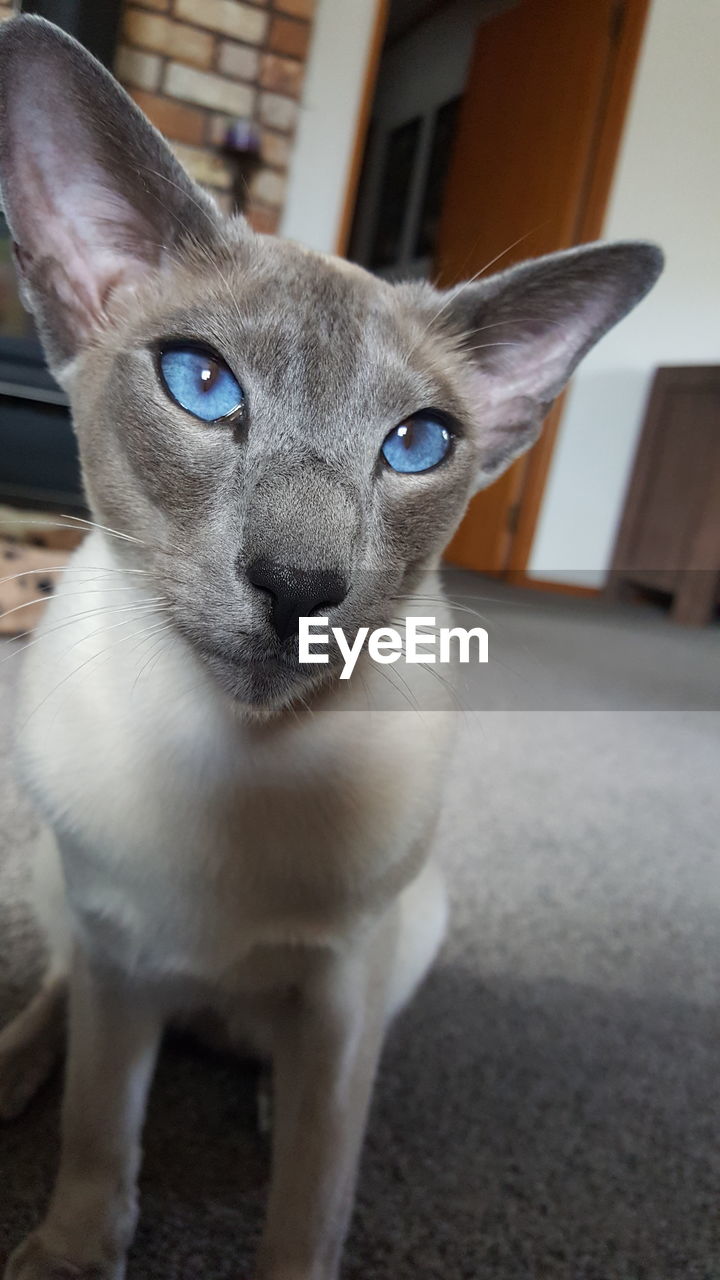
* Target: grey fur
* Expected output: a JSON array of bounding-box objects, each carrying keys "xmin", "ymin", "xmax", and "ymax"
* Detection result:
[{"xmin": 0, "ymin": 18, "xmax": 662, "ymax": 712}]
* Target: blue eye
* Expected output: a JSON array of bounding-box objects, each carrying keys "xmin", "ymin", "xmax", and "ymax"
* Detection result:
[
  {"xmin": 158, "ymin": 345, "xmax": 244, "ymax": 423},
  {"xmin": 381, "ymin": 415, "xmax": 452, "ymax": 473}
]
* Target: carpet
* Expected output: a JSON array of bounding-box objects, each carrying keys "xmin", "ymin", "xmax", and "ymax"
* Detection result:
[{"xmin": 0, "ymin": 578, "xmax": 718, "ymax": 1279}]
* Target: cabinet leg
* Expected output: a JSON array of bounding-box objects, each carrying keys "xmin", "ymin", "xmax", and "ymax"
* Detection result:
[{"xmin": 671, "ymin": 573, "xmax": 718, "ymax": 626}]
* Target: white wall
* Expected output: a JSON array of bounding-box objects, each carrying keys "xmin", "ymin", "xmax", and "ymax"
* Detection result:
[
  {"xmin": 280, "ymin": 0, "xmax": 380, "ymax": 254},
  {"xmin": 529, "ymin": 0, "xmax": 720, "ymax": 586}
]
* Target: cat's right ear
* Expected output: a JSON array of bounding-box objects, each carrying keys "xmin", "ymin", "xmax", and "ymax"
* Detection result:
[{"xmin": 0, "ymin": 15, "xmax": 222, "ymax": 373}]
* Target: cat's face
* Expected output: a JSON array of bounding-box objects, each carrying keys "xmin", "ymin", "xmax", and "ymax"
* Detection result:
[
  {"xmin": 72, "ymin": 235, "xmax": 481, "ymax": 709},
  {"xmin": 0, "ymin": 16, "xmax": 663, "ymax": 715}
]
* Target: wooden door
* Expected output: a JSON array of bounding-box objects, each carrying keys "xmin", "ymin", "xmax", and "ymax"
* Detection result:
[{"xmin": 436, "ymin": 0, "xmax": 650, "ymax": 577}]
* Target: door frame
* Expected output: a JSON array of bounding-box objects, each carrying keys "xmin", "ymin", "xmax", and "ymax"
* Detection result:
[
  {"xmin": 334, "ymin": 0, "xmax": 390, "ymax": 256},
  {"xmin": 310, "ymin": 0, "xmax": 651, "ymax": 592},
  {"xmin": 506, "ymin": 0, "xmax": 651, "ymax": 591}
]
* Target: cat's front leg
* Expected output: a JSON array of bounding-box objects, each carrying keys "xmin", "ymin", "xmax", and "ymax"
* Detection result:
[
  {"xmin": 5, "ymin": 948, "xmax": 162, "ymax": 1280},
  {"xmin": 255, "ymin": 930, "xmax": 392, "ymax": 1280}
]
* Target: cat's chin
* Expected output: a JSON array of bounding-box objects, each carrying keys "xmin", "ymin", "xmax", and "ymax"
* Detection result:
[{"xmin": 200, "ymin": 648, "xmax": 332, "ymax": 721}]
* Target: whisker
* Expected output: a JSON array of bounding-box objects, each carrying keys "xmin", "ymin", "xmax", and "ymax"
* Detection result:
[
  {"xmin": 0, "ymin": 513, "xmax": 142, "ymax": 548},
  {"xmin": 436, "ymin": 588, "xmax": 527, "ymax": 608},
  {"xmin": 53, "ymin": 512, "xmax": 185, "ymax": 557},
  {"xmin": 411, "ymin": 225, "xmax": 548, "ymax": 353},
  {"xmin": 403, "ymin": 650, "xmax": 466, "ymax": 716},
  {"xmin": 0, "ymin": 584, "xmax": 157, "ymax": 624},
  {"xmin": 400, "ymin": 590, "xmax": 543, "ymax": 671},
  {"xmin": 130, "ymin": 623, "xmax": 176, "ymax": 693},
  {"xmin": 49, "ymin": 606, "xmax": 168, "ymax": 676},
  {"xmin": 395, "ymin": 595, "xmax": 493, "ymax": 627},
  {"xmin": 21, "ymin": 612, "xmax": 173, "ymax": 729},
  {"xmin": 357, "ymin": 671, "xmax": 372, "ymax": 717},
  {"xmin": 461, "ymin": 340, "xmax": 524, "ymax": 354},
  {"xmin": 0, "ymin": 599, "xmax": 165, "ymax": 668},
  {"xmin": 377, "ymin": 655, "xmax": 422, "ymax": 715},
  {"xmin": 135, "ymin": 162, "xmax": 220, "ymax": 237},
  {"xmin": 0, "ymin": 563, "xmax": 150, "ymax": 589},
  {"xmin": 0, "ymin": 512, "xmax": 185, "ymax": 560},
  {"xmin": 369, "ymin": 661, "xmax": 427, "ymax": 723}
]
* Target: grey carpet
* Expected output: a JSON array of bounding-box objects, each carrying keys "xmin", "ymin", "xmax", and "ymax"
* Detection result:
[{"xmin": 1, "ymin": 579, "xmax": 718, "ymax": 1279}]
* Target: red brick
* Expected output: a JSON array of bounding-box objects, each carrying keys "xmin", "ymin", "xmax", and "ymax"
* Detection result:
[
  {"xmin": 258, "ymin": 91, "xmax": 298, "ymax": 132},
  {"xmin": 273, "ymin": 0, "xmax": 315, "ymax": 19},
  {"xmin": 124, "ymin": 9, "xmax": 214, "ymax": 69},
  {"xmin": 130, "ymin": 90, "xmax": 206, "ymax": 145},
  {"xmin": 251, "ymin": 167, "xmax": 286, "ymax": 208},
  {"xmin": 218, "ymin": 39, "xmax": 260, "ymax": 81},
  {"xmin": 175, "ymin": 0, "xmax": 268, "ymax": 45},
  {"xmin": 268, "ymin": 14, "xmax": 310, "ymax": 59},
  {"xmin": 115, "ymin": 44, "xmax": 163, "ymax": 92},
  {"xmin": 260, "ymin": 53, "xmax": 304, "ymax": 97},
  {"xmin": 207, "ymin": 114, "xmax": 232, "ymax": 148},
  {"xmin": 260, "ymin": 127, "xmax": 291, "ymax": 169},
  {"xmin": 172, "ymin": 142, "xmax": 234, "ymax": 190},
  {"xmin": 248, "ymin": 203, "xmax": 281, "ymax": 235},
  {"xmin": 164, "ymin": 61, "xmax": 254, "ymax": 114},
  {"xmin": 212, "ymin": 191, "xmax": 235, "ymax": 217}
]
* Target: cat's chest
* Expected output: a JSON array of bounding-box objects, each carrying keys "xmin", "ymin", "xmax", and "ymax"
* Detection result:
[{"xmin": 18, "ymin": 609, "xmax": 443, "ymax": 979}]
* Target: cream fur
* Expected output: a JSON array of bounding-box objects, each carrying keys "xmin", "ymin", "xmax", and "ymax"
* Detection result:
[{"xmin": 17, "ymin": 532, "xmax": 450, "ymax": 1029}]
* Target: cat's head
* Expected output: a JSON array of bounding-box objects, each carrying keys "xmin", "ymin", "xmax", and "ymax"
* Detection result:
[{"xmin": 0, "ymin": 16, "xmax": 663, "ymax": 716}]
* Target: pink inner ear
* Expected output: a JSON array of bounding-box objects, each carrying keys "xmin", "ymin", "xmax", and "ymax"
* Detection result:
[
  {"xmin": 467, "ymin": 302, "xmax": 609, "ymax": 429},
  {"xmin": 465, "ymin": 329, "xmax": 573, "ymax": 426},
  {"xmin": 8, "ymin": 95, "xmax": 157, "ymax": 333},
  {"xmin": 462, "ymin": 319, "xmax": 601, "ymax": 487}
]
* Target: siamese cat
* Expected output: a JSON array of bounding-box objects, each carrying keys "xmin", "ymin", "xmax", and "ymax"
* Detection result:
[{"xmin": 0, "ymin": 16, "xmax": 662, "ymax": 1280}]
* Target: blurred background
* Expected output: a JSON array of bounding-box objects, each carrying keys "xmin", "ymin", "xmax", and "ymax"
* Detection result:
[{"xmin": 0, "ymin": 0, "xmax": 718, "ymax": 630}]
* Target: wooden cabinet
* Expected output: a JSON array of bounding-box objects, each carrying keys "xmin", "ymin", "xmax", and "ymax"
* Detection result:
[{"xmin": 608, "ymin": 366, "xmax": 720, "ymax": 625}]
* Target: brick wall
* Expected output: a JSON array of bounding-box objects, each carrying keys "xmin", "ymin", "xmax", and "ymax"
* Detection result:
[
  {"xmin": 0, "ymin": 0, "xmax": 315, "ymax": 235},
  {"xmin": 116, "ymin": 0, "xmax": 315, "ymax": 232}
]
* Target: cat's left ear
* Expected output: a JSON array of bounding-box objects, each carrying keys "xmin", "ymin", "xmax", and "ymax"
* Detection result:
[
  {"xmin": 0, "ymin": 15, "xmax": 224, "ymax": 372},
  {"xmin": 435, "ymin": 241, "xmax": 663, "ymax": 490}
]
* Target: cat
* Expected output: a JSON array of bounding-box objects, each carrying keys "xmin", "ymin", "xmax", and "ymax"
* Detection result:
[{"xmin": 0, "ymin": 15, "xmax": 662, "ymax": 1280}]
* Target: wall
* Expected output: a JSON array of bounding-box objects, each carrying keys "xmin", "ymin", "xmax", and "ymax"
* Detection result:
[
  {"xmin": 528, "ymin": 0, "xmax": 720, "ymax": 586},
  {"xmin": 0, "ymin": 0, "xmax": 315, "ymax": 232},
  {"xmin": 280, "ymin": 0, "xmax": 380, "ymax": 253},
  {"xmin": 114, "ymin": 0, "xmax": 316, "ymax": 234}
]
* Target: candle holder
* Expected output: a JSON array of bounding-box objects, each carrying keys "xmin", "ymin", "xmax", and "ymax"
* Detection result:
[{"xmin": 220, "ymin": 119, "xmax": 263, "ymax": 215}]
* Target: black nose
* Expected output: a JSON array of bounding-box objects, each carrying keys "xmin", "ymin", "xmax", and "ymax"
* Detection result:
[{"xmin": 245, "ymin": 560, "xmax": 348, "ymax": 643}]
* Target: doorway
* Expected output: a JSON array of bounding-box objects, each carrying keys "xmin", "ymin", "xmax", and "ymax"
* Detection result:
[{"xmin": 345, "ymin": 0, "xmax": 650, "ymax": 585}]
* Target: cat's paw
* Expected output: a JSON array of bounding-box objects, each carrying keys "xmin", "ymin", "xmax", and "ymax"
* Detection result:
[{"xmin": 4, "ymin": 1234, "xmax": 124, "ymax": 1280}]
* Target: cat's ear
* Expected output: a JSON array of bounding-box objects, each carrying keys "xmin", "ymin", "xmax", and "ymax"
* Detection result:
[
  {"xmin": 435, "ymin": 241, "xmax": 663, "ymax": 490},
  {"xmin": 0, "ymin": 15, "xmax": 222, "ymax": 372}
]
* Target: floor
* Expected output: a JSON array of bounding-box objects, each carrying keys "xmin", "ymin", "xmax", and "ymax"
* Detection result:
[{"xmin": 0, "ymin": 577, "xmax": 718, "ymax": 1279}]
